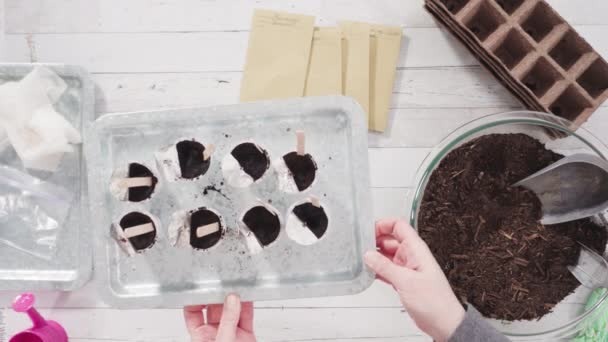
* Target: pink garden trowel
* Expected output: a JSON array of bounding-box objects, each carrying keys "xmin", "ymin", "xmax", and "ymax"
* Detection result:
[{"xmin": 10, "ymin": 293, "xmax": 68, "ymax": 342}]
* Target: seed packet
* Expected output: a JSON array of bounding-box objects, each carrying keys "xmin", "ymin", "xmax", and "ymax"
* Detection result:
[
  {"xmin": 339, "ymin": 21, "xmax": 371, "ymax": 121},
  {"xmin": 369, "ymin": 24, "xmax": 402, "ymax": 132},
  {"xmin": 240, "ymin": 10, "xmax": 315, "ymax": 102},
  {"xmin": 304, "ymin": 27, "xmax": 342, "ymax": 96}
]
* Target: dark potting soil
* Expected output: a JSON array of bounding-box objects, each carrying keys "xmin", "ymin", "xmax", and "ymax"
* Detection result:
[
  {"xmin": 176, "ymin": 140, "xmax": 211, "ymax": 179},
  {"xmin": 231, "ymin": 143, "xmax": 269, "ymax": 181},
  {"xmin": 418, "ymin": 133, "xmax": 608, "ymax": 321},
  {"xmin": 127, "ymin": 163, "xmax": 158, "ymax": 202},
  {"xmin": 190, "ymin": 208, "xmax": 223, "ymax": 249},
  {"xmin": 120, "ymin": 212, "xmax": 157, "ymax": 251},
  {"xmin": 283, "ymin": 152, "xmax": 317, "ymax": 191},
  {"xmin": 293, "ymin": 203, "xmax": 328, "ymax": 239},
  {"xmin": 243, "ymin": 206, "xmax": 280, "ymax": 246}
]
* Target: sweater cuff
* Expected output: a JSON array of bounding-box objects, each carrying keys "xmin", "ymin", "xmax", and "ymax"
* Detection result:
[{"xmin": 448, "ymin": 305, "xmax": 511, "ymax": 342}]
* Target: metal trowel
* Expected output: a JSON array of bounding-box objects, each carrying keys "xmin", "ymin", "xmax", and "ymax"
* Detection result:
[
  {"xmin": 514, "ymin": 154, "xmax": 608, "ymax": 225},
  {"xmin": 515, "ymin": 154, "xmax": 608, "ymax": 290},
  {"xmin": 568, "ymin": 242, "xmax": 608, "ymax": 289}
]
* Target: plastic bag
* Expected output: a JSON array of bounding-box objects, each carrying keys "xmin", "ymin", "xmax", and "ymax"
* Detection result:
[{"xmin": 0, "ymin": 165, "xmax": 73, "ymax": 260}]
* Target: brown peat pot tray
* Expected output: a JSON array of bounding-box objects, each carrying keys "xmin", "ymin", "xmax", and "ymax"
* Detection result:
[{"xmin": 425, "ymin": 0, "xmax": 608, "ymax": 128}]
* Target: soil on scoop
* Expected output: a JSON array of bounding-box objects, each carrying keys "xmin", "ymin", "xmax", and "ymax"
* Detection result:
[
  {"xmin": 283, "ymin": 152, "xmax": 317, "ymax": 191},
  {"xmin": 231, "ymin": 143, "xmax": 269, "ymax": 181},
  {"xmin": 293, "ymin": 203, "xmax": 328, "ymax": 239},
  {"xmin": 120, "ymin": 212, "xmax": 157, "ymax": 251},
  {"xmin": 190, "ymin": 208, "xmax": 223, "ymax": 249},
  {"xmin": 176, "ymin": 140, "xmax": 211, "ymax": 179},
  {"xmin": 243, "ymin": 206, "xmax": 280, "ymax": 246},
  {"xmin": 127, "ymin": 163, "xmax": 158, "ymax": 202},
  {"xmin": 418, "ymin": 133, "xmax": 608, "ymax": 321}
]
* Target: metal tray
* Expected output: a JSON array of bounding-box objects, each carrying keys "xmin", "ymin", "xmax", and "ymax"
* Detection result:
[
  {"xmin": 85, "ymin": 96, "xmax": 374, "ymax": 308},
  {"xmin": 0, "ymin": 64, "xmax": 94, "ymax": 291}
]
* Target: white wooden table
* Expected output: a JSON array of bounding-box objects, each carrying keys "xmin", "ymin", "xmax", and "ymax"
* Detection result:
[{"xmin": 1, "ymin": 1, "xmax": 608, "ymax": 341}]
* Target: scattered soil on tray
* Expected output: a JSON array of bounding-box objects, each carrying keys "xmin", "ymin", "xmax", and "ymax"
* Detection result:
[
  {"xmin": 293, "ymin": 203, "xmax": 328, "ymax": 239},
  {"xmin": 120, "ymin": 212, "xmax": 157, "ymax": 251},
  {"xmin": 127, "ymin": 163, "xmax": 158, "ymax": 202},
  {"xmin": 190, "ymin": 208, "xmax": 223, "ymax": 249},
  {"xmin": 418, "ymin": 133, "xmax": 608, "ymax": 321},
  {"xmin": 232, "ymin": 143, "xmax": 269, "ymax": 181},
  {"xmin": 243, "ymin": 206, "xmax": 280, "ymax": 246},
  {"xmin": 203, "ymin": 184, "xmax": 229, "ymax": 200},
  {"xmin": 283, "ymin": 152, "xmax": 317, "ymax": 191},
  {"xmin": 176, "ymin": 140, "xmax": 211, "ymax": 179}
]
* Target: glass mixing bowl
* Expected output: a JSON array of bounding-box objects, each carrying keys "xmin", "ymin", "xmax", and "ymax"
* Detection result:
[{"xmin": 407, "ymin": 111, "xmax": 608, "ymax": 339}]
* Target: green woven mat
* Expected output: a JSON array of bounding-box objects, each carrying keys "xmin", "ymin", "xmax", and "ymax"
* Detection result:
[{"xmin": 572, "ymin": 288, "xmax": 608, "ymax": 342}]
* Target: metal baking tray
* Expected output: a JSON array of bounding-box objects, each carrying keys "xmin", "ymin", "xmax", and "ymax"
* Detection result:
[
  {"xmin": 85, "ymin": 96, "xmax": 374, "ymax": 308},
  {"xmin": 0, "ymin": 64, "xmax": 94, "ymax": 291}
]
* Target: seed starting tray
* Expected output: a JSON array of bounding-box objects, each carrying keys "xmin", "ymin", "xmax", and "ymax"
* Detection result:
[
  {"xmin": 85, "ymin": 96, "xmax": 375, "ymax": 308},
  {"xmin": 426, "ymin": 0, "xmax": 608, "ymax": 128}
]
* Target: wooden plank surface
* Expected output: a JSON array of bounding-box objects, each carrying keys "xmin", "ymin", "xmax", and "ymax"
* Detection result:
[
  {"xmin": 87, "ymin": 68, "xmax": 520, "ymax": 114},
  {"xmin": 2, "ymin": 0, "xmax": 608, "ymax": 341},
  {"xmin": 5, "ymin": 0, "xmax": 608, "ymax": 33},
  {"xmin": 4, "ymin": 307, "xmax": 428, "ymax": 342},
  {"xmin": 3, "ymin": 29, "xmax": 477, "ymax": 70},
  {"xmin": 5, "ymin": 26, "xmax": 608, "ymax": 71}
]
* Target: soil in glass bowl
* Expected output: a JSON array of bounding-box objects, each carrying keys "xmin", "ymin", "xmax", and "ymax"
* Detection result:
[{"xmin": 418, "ymin": 133, "xmax": 608, "ymax": 321}]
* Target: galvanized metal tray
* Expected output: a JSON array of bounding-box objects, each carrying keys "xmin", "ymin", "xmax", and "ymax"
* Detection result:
[
  {"xmin": 85, "ymin": 96, "xmax": 375, "ymax": 308},
  {"xmin": 0, "ymin": 64, "xmax": 94, "ymax": 291}
]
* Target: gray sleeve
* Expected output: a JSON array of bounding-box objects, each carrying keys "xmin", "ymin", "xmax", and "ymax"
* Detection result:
[{"xmin": 448, "ymin": 305, "xmax": 511, "ymax": 342}]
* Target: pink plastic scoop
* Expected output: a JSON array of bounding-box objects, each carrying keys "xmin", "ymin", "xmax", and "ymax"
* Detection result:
[{"xmin": 10, "ymin": 293, "xmax": 68, "ymax": 342}]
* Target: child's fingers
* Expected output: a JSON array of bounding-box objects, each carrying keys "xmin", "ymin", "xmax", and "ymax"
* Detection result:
[
  {"xmin": 377, "ymin": 236, "xmax": 400, "ymax": 256},
  {"xmin": 216, "ymin": 294, "xmax": 241, "ymax": 342},
  {"xmin": 364, "ymin": 251, "xmax": 414, "ymax": 288},
  {"xmin": 193, "ymin": 325, "xmax": 218, "ymax": 342},
  {"xmin": 376, "ymin": 220, "xmax": 415, "ymax": 243},
  {"xmin": 394, "ymin": 242, "xmax": 421, "ymax": 270},
  {"xmin": 206, "ymin": 304, "xmax": 223, "ymax": 325},
  {"xmin": 375, "ymin": 218, "xmax": 400, "ymax": 240},
  {"xmin": 382, "ymin": 221, "xmax": 435, "ymax": 270},
  {"xmin": 183, "ymin": 305, "xmax": 206, "ymax": 334},
  {"xmin": 239, "ymin": 301, "xmax": 255, "ymax": 332},
  {"xmin": 376, "ymin": 273, "xmax": 392, "ymax": 285}
]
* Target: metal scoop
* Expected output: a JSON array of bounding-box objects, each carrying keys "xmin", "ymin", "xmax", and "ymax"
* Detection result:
[
  {"xmin": 514, "ymin": 154, "xmax": 608, "ymax": 225},
  {"xmin": 568, "ymin": 243, "xmax": 608, "ymax": 289}
]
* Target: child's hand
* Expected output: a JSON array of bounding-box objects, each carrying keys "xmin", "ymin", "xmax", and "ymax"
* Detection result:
[
  {"xmin": 364, "ymin": 219, "xmax": 465, "ymax": 342},
  {"xmin": 184, "ymin": 294, "xmax": 256, "ymax": 342}
]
